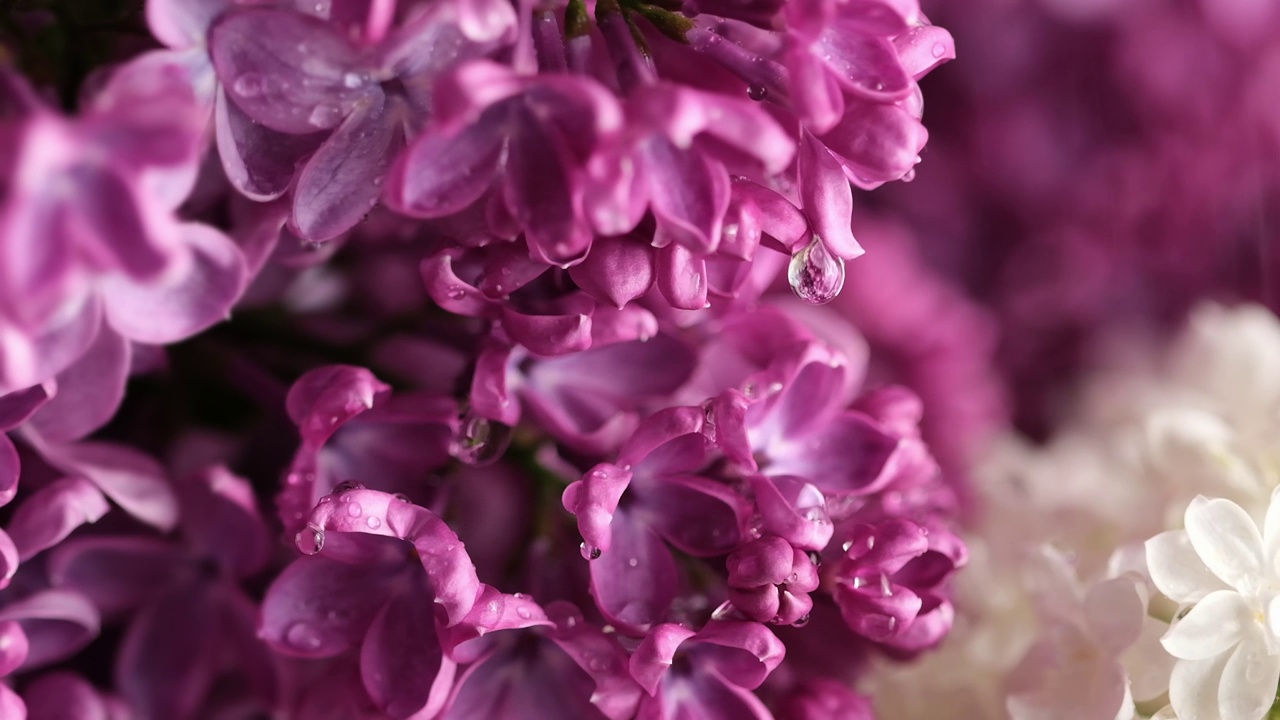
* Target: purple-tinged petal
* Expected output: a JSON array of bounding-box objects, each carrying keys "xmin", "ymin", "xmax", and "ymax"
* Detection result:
[
  {"xmin": 656, "ymin": 244, "xmax": 709, "ymax": 311},
  {"xmin": 287, "ymin": 365, "xmax": 389, "ymax": 448},
  {"xmin": 421, "ymin": 254, "xmax": 493, "ymax": 316},
  {"xmin": 816, "ymin": 27, "xmax": 911, "ymax": 101},
  {"xmin": 751, "ymin": 475, "xmax": 833, "ymax": 551},
  {"xmin": 618, "ymin": 407, "xmax": 707, "ymax": 470},
  {"xmin": 180, "ymin": 466, "xmax": 270, "ymax": 577},
  {"xmin": 99, "ymin": 223, "xmax": 248, "ymax": 344},
  {"xmin": 0, "ymin": 529, "xmax": 17, "ymax": 590},
  {"xmin": 116, "ymin": 583, "xmax": 218, "ymax": 720},
  {"xmin": 686, "ymin": 621, "xmax": 784, "ymax": 690},
  {"xmin": 469, "ymin": 342, "xmax": 520, "ymax": 426},
  {"xmin": 648, "ymin": 87, "xmax": 793, "ymax": 175},
  {"xmin": 0, "ymin": 299, "xmax": 102, "ymax": 396},
  {"xmin": 584, "ymin": 148, "xmax": 650, "ymax": 238},
  {"xmin": 589, "ymin": 510, "xmax": 679, "ymax": 632},
  {"xmin": 797, "ymin": 132, "xmax": 861, "ymax": 259},
  {"xmin": 21, "ymin": 672, "xmax": 117, "ymax": 720},
  {"xmin": 0, "ymin": 436, "xmax": 16, "ymax": 508},
  {"xmin": 441, "ymin": 635, "xmax": 609, "ymax": 720},
  {"xmin": 568, "ymin": 239, "xmax": 655, "ymax": 309},
  {"xmin": 837, "ymin": 0, "xmax": 918, "ymax": 34},
  {"xmin": 820, "ymin": 100, "xmax": 927, "ymax": 186},
  {"xmin": 40, "ymin": 442, "xmax": 178, "ymax": 531},
  {"xmin": 543, "ymin": 603, "xmax": 643, "ymax": 720},
  {"xmin": 767, "ymin": 413, "xmax": 900, "ymax": 496},
  {"xmin": 361, "ymin": 590, "xmax": 454, "ymax": 720},
  {"xmin": 147, "ymin": 0, "xmax": 234, "ymax": 48},
  {"xmin": 7, "ymin": 478, "xmax": 110, "ymax": 561},
  {"xmin": 209, "ymin": 7, "xmax": 369, "ymax": 133},
  {"xmin": 706, "ymin": 390, "xmax": 753, "ymax": 467},
  {"xmin": 215, "ymin": 87, "xmax": 325, "ymax": 201},
  {"xmin": 25, "ymin": 327, "xmax": 129, "ymax": 444},
  {"xmin": 589, "ymin": 306, "xmax": 659, "ymax": 347},
  {"xmin": 0, "ymin": 686, "xmax": 20, "ymax": 720},
  {"xmin": 0, "ymin": 590, "xmax": 100, "ymax": 670},
  {"xmin": 892, "ymin": 24, "xmax": 954, "ymax": 80},
  {"xmin": 505, "ymin": 112, "xmax": 592, "ymax": 266},
  {"xmin": 727, "ymin": 536, "xmax": 794, "ymax": 588},
  {"xmin": 783, "ymin": 39, "xmax": 843, "ymax": 134},
  {"xmin": 501, "ymin": 309, "xmax": 592, "ymax": 357},
  {"xmin": 442, "ymin": 586, "xmax": 551, "ymax": 660},
  {"xmin": 0, "ymin": 384, "xmax": 53, "ymax": 431},
  {"xmin": 260, "ymin": 544, "xmax": 407, "ymax": 657},
  {"xmin": 645, "ymin": 671, "xmax": 775, "ymax": 720},
  {"xmin": 629, "ymin": 623, "xmax": 695, "ymax": 695},
  {"xmin": 0, "ymin": 621, "xmax": 26, "ymax": 676},
  {"xmin": 778, "ymin": 679, "xmax": 875, "ymax": 720},
  {"xmin": 563, "ymin": 464, "xmax": 632, "ymax": 556},
  {"xmin": 48, "ymin": 537, "xmax": 188, "ymax": 617},
  {"xmin": 293, "ymin": 91, "xmax": 403, "ymax": 241},
  {"xmin": 641, "ymin": 475, "xmax": 744, "ymax": 557},
  {"xmin": 385, "ymin": 111, "xmax": 505, "ymax": 219},
  {"xmin": 308, "ymin": 489, "xmax": 481, "ymax": 625},
  {"xmin": 644, "ymin": 138, "xmax": 728, "ymax": 253}
]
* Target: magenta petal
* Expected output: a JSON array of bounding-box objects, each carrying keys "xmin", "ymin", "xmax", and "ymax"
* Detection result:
[
  {"xmin": 644, "ymin": 138, "xmax": 728, "ymax": 253},
  {"xmin": 784, "ymin": 40, "xmax": 843, "ymax": 134},
  {"xmin": 441, "ymin": 639, "xmax": 606, "ymax": 720},
  {"xmin": 821, "ymin": 99, "xmax": 927, "ymax": 185},
  {"xmin": 260, "ymin": 550, "xmax": 404, "ymax": 657},
  {"xmin": 629, "ymin": 623, "xmax": 695, "ymax": 694},
  {"xmin": 469, "ymin": 342, "xmax": 519, "ymax": 426},
  {"xmin": 42, "ymin": 442, "xmax": 178, "ymax": 531},
  {"xmin": 505, "ymin": 108, "xmax": 592, "ymax": 265},
  {"xmin": 443, "ymin": 586, "xmax": 551, "ymax": 659},
  {"xmin": 286, "ymin": 365, "xmax": 389, "ymax": 448},
  {"xmin": 687, "ymin": 621, "xmax": 785, "ymax": 690},
  {"xmin": 21, "ymin": 673, "xmax": 116, "ymax": 720},
  {"xmin": 656, "ymin": 244, "xmax": 709, "ymax": 311},
  {"xmin": 0, "ymin": 590, "xmax": 100, "ymax": 670},
  {"xmin": 209, "ymin": 7, "xmax": 368, "ymax": 133},
  {"xmin": 0, "ymin": 299, "xmax": 102, "ymax": 395},
  {"xmin": 0, "ymin": 529, "xmax": 17, "ymax": 590},
  {"xmin": 0, "ymin": 685, "xmax": 20, "ymax": 720},
  {"xmin": 421, "ymin": 254, "xmax": 493, "ymax": 316},
  {"xmin": 48, "ymin": 537, "xmax": 188, "ymax": 617},
  {"xmin": 893, "ymin": 24, "xmax": 953, "ymax": 80},
  {"xmin": 647, "ymin": 671, "xmax": 775, "ymax": 720},
  {"xmin": 501, "ymin": 309, "xmax": 592, "ymax": 357},
  {"xmin": 215, "ymin": 87, "xmax": 324, "ymax": 201},
  {"xmin": 0, "ymin": 621, "xmax": 27, "ymax": 675},
  {"xmin": 567, "ymin": 239, "xmax": 655, "ymax": 309},
  {"xmin": 641, "ymin": 475, "xmax": 744, "ymax": 557},
  {"xmin": 100, "ymin": 223, "xmax": 248, "ymax": 344},
  {"xmin": 179, "ymin": 466, "xmax": 270, "ymax": 577},
  {"xmin": 361, "ymin": 590, "xmax": 452, "ymax": 719},
  {"xmin": 618, "ymin": 406, "xmax": 706, "ymax": 469},
  {"xmin": 817, "ymin": 27, "xmax": 911, "ymax": 101},
  {"xmin": 0, "ymin": 384, "xmax": 53, "ymax": 431},
  {"xmin": 798, "ymin": 132, "xmax": 861, "ymax": 259},
  {"xmin": 768, "ymin": 413, "xmax": 900, "ymax": 495},
  {"xmin": 7, "ymin": 478, "xmax": 110, "ymax": 561},
  {"xmin": 292, "ymin": 91, "xmax": 403, "ymax": 241},
  {"xmin": 751, "ymin": 476, "xmax": 833, "ymax": 551},
  {"xmin": 562, "ymin": 464, "xmax": 632, "ymax": 555},
  {"xmin": 386, "ymin": 112, "xmax": 505, "ymax": 218},
  {"xmin": 0, "ymin": 435, "xmax": 17, "ymax": 508},
  {"xmin": 589, "ymin": 510, "xmax": 678, "ymax": 632},
  {"xmin": 147, "ymin": 0, "xmax": 234, "ymax": 48},
  {"xmin": 26, "ymin": 326, "xmax": 129, "ymax": 443},
  {"xmin": 116, "ymin": 583, "xmax": 218, "ymax": 720}
]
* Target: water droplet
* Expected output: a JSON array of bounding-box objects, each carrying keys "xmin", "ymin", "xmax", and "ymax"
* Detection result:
[
  {"xmin": 931, "ymin": 43, "xmax": 945, "ymax": 58},
  {"xmin": 392, "ymin": 493, "xmax": 411, "ymax": 503},
  {"xmin": 580, "ymin": 542, "xmax": 602, "ymax": 560},
  {"xmin": 700, "ymin": 399, "xmax": 717, "ymax": 442},
  {"xmin": 852, "ymin": 576, "xmax": 866, "ymax": 590},
  {"xmin": 842, "ymin": 541, "xmax": 853, "ymax": 552},
  {"xmin": 446, "ymin": 287, "xmax": 466, "ymax": 300},
  {"xmin": 232, "ymin": 73, "xmax": 264, "ymax": 98},
  {"xmin": 627, "ymin": 558, "xmax": 639, "ymax": 568},
  {"xmin": 516, "ymin": 607, "xmax": 533, "ymax": 619},
  {"xmin": 747, "ymin": 84, "xmax": 768, "ymax": 101},
  {"xmin": 366, "ymin": 516, "xmax": 382, "ymax": 529},
  {"xmin": 346, "ymin": 502, "xmax": 363, "ymax": 518},
  {"xmin": 872, "ymin": 81, "xmax": 885, "ymax": 91},
  {"xmin": 788, "ymin": 236, "xmax": 845, "ymax": 305},
  {"xmin": 900, "ymin": 168, "xmax": 916, "ymax": 183},
  {"xmin": 285, "ymin": 621, "xmax": 323, "ymax": 651},
  {"xmin": 450, "ymin": 409, "xmax": 512, "ymax": 466},
  {"xmin": 332, "ymin": 480, "xmax": 363, "ymax": 494},
  {"xmin": 587, "ymin": 655, "xmax": 608, "ymax": 672},
  {"xmin": 295, "ymin": 523, "xmax": 325, "ymax": 555},
  {"xmin": 879, "ymin": 573, "xmax": 892, "ymax": 597},
  {"xmin": 863, "ymin": 613, "xmax": 898, "ymax": 637},
  {"xmin": 308, "ymin": 104, "xmax": 343, "ymax": 128},
  {"xmin": 866, "ymin": 536, "xmax": 876, "ymax": 549},
  {"xmin": 793, "ymin": 614, "xmax": 810, "ymax": 627},
  {"xmin": 342, "ymin": 72, "xmax": 364, "ymax": 89}
]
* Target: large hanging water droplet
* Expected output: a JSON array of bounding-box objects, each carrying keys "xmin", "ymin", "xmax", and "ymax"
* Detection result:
[
  {"xmin": 747, "ymin": 84, "xmax": 768, "ymax": 101},
  {"xmin": 450, "ymin": 409, "xmax": 512, "ymax": 466},
  {"xmin": 331, "ymin": 480, "xmax": 364, "ymax": 495},
  {"xmin": 295, "ymin": 523, "xmax": 325, "ymax": 555},
  {"xmin": 787, "ymin": 236, "xmax": 845, "ymax": 305},
  {"xmin": 580, "ymin": 542, "xmax": 602, "ymax": 560}
]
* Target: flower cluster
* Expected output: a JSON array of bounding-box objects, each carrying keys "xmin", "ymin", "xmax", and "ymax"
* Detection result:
[{"xmin": 0, "ymin": 0, "xmax": 971, "ymax": 715}]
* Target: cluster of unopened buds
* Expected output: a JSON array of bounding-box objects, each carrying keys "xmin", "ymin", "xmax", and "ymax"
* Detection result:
[{"xmin": 0, "ymin": 0, "xmax": 967, "ymax": 716}]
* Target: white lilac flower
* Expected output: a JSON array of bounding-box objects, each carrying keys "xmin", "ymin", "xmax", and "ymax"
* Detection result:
[{"xmin": 1146, "ymin": 490, "xmax": 1280, "ymax": 720}]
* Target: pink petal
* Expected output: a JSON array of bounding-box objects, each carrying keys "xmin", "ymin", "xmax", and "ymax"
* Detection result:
[
  {"xmin": 25, "ymin": 326, "xmax": 129, "ymax": 443},
  {"xmin": 361, "ymin": 590, "xmax": 453, "ymax": 719},
  {"xmin": 568, "ymin": 238, "xmax": 655, "ymax": 309},
  {"xmin": 7, "ymin": 478, "xmax": 110, "ymax": 562},
  {"xmin": 0, "ymin": 529, "xmax": 17, "ymax": 590},
  {"xmin": 641, "ymin": 474, "xmax": 744, "ymax": 557},
  {"xmin": 797, "ymin": 132, "xmax": 862, "ymax": 259},
  {"xmin": 0, "ymin": 621, "xmax": 27, "ymax": 676},
  {"xmin": 215, "ymin": 87, "xmax": 324, "ymax": 201},
  {"xmin": 0, "ymin": 435, "xmax": 17, "ymax": 508},
  {"xmin": 629, "ymin": 623, "xmax": 696, "ymax": 695},
  {"xmin": 147, "ymin": 0, "xmax": 235, "ymax": 48},
  {"xmin": 644, "ymin": 137, "xmax": 729, "ymax": 253},
  {"xmin": 0, "ymin": 590, "xmax": 100, "ymax": 670},
  {"xmin": 116, "ymin": 583, "xmax": 218, "ymax": 719},
  {"xmin": 178, "ymin": 466, "xmax": 270, "ymax": 577},
  {"xmin": 0, "ymin": 384, "xmax": 53, "ymax": 431},
  {"xmin": 209, "ymin": 7, "xmax": 369, "ymax": 133},
  {"xmin": 385, "ymin": 111, "xmax": 505, "ymax": 219},
  {"xmin": 99, "ymin": 223, "xmax": 248, "ymax": 345},
  {"xmin": 501, "ymin": 309, "xmax": 592, "ymax": 357},
  {"xmin": 687, "ymin": 621, "xmax": 785, "ymax": 690},
  {"xmin": 816, "ymin": 27, "xmax": 911, "ymax": 101},
  {"xmin": 48, "ymin": 537, "xmax": 188, "ymax": 617},
  {"xmin": 41, "ymin": 442, "xmax": 178, "ymax": 531},
  {"xmin": 286, "ymin": 365, "xmax": 389, "ymax": 448},
  {"xmin": 589, "ymin": 510, "xmax": 678, "ymax": 632}
]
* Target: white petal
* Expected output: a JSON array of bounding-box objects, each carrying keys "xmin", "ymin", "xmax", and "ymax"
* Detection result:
[
  {"xmin": 1085, "ymin": 576, "xmax": 1146, "ymax": 657},
  {"xmin": 1123, "ymin": 617, "xmax": 1177, "ymax": 702},
  {"xmin": 1146, "ymin": 530, "xmax": 1228, "ymax": 603},
  {"xmin": 1263, "ymin": 485, "xmax": 1280, "ymax": 572},
  {"xmin": 1219, "ymin": 629, "xmax": 1280, "ymax": 720},
  {"xmin": 1184, "ymin": 496, "xmax": 1265, "ymax": 593},
  {"xmin": 1169, "ymin": 654, "xmax": 1230, "ymax": 720},
  {"xmin": 1161, "ymin": 590, "xmax": 1250, "ymax": 660}
]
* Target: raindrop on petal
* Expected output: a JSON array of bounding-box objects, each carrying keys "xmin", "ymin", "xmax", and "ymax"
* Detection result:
[
  {"xmin": 332, "ymin": 480, "xmax": 364, "ymax": 494},
  {"xmin": 580, "ymin": 542, "xmax": 602, "ymax": 560},
  {"xmin": 285, "ymin": 621, "xmax": 323, "ymax": 651},
  {"xmin": 295, "ymin": 523, "xmax": 325, "ymax": 555},
  {"xmin": 788, "ymin": 235, "xmax": 845, "ymax": 305},
  {"xmin": 450, "ymin": 409, "xmax": 512, "ymax": 466},
  {"xmin": 232, "ymin": 73, "xmax": 264, "ymax": 98},
  {"xmin": 747, "ymin": 84, "xmax": 768, "ymax": 101}
]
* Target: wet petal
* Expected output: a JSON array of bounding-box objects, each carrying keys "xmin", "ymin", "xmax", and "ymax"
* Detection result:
[
  {"xmin": 286, "ymin": 365, "xmax": 389, "ymax": 448},
  {"xmin": 1218, "ymin": 630, "xmax": 1280, "ymax": 720},
  {"xmin": 215, "ymin": 87, "xmax": 324, "ymax": 201},
  {"xmin": 686, "ymin": 621, "xmax": 785, "ymax": 690},
  {"xmin": 629, "ymin": 622, "xmax": 695, "ymax": 694},
  {"xmin": 590, "ymin": 510, "xmax": 678, "ymax": 632},
  {"xmin": 0, "ymin": 434, "xmax": 17, "ymax": 508},
  {"xmin": 816, "ymin": 26, "xmax": 911, "ymax": 101},
  {"xmin": 361, "ymin": 590, "xmax": 453, "ymax": 719},
  {"xmin": 385, "ymin": 110, "xmax": 505, "ymax": 219},
  {"xmin": 643, "ymin": 137, "xmax": 728, "ymax": 253},
  {"xmin": 797, "ymin": 132, "xmax": 862, "ymax": 259}
]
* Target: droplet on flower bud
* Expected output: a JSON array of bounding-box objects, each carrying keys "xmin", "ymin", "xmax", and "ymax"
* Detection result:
[
  {"xmin": 285, "ymin": 621, "xmax": 323, "ymax": 651},
  {"xmin": 793, "ymin": 614, "xmax": 811, "ymax": 627},
  {"xmin": 700, "ymin": 399, "xmax": 717, "ymax": 442},
  {"xmin": 232, "ymin": 74, "xmax": 264, "ymax": 98},
  {"xmin": 788, "ymin": 236, "xmax": 845, "ymax": 305},
  {"xmin": 295, "ymin": 523, "xmax": 325, "ymax": 555},
  {"xmin": 580, "ymin": 542, "xmax": 602, "ymax": 560},
  {"xmin": 747, "ymin": 84, "xmax": 768, "ymax": 101},
  {"xmin": 331, "ymin": 480, "xmax": 364, "ymax": 495},
  {"xmin": 451, "ymin": 409, "xmax": 512, "ymax": 466}
]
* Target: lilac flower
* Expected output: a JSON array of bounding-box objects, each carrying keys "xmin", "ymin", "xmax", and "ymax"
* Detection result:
[
  {"xmin": 48, "ymin": 466, "xmax": 275, "ymax": 719},
  {"xmin": 630, "ymin": 621, "xmax": 785, "ymax": 720},
  {"xmin": 261, "ymin": 486, "xmax": 484, "ymax": 719},
  {"xmin": 777, "ymin": 679, "xmax": 875, "ymax": 720}
]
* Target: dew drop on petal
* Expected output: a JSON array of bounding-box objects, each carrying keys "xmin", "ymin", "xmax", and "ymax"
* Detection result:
[
  {"xmin": 346, "ymin": 502, "xmax": 362, "ymax": 518},
  {"xmin": 580, "ymin": 542, "xmax": 602, "ymax": 560},
  {"xmin": 342, "ymin": 72, "xmax": 364, "ymax": 89},
  {"xmin": 879, "ymin": 573, "xmax": 893, "ymax": 597},
  {"xmin": 450, "ymin": 409, "xmax": 512, "ymax": 466},
  {"xmin": 295, "ymin": 523, "xmax": 325, "ymax": 555},
  {"xmin": 788, "ymin": 236, "xmax": 845, "ymax": 305},
  {"xmin": 332, "ymin": 480, "xmax": 364, "ymax": 494},
  {"xmin": 931, "ymin": 43, "xmax": 945, "ymax": 58},
  {"xmin": 793, "ymin": 614, "xmax": 810, "ymax": 627},
  {"xmin": 232, "ymin": 73, "xmax": 264, "ymax": 98},
  {"xmin": 747, "ymin": 84, "xmax": 768, "ymax": 101},
  {"xmin": 627, "ymin": 557, "xmax": 639, "ymax": 568},
  {"xmin": 285, "ymin": 621, "xmax": 323, "ymax": 651},
  {"xmin": 392, "ymin": 493, "xmax": 411, "ymax": 503},
  {"xmin": 516, "ymin": 607, "xmax": 532, "ymax": 620},
  {"xmin": 366, "ymin": 516, "xmax": 382, "ymax": 529}
]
